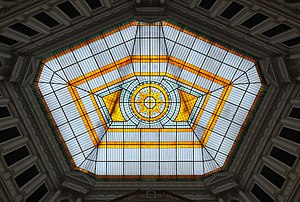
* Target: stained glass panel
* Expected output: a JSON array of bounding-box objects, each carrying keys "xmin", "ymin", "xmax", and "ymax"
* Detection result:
[{"xmin": 34, "ymin": 19, "xmax": 265, "ymax": 180}]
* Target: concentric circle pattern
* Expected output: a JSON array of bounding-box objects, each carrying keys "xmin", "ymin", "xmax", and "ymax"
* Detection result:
[
  {"xmin": 120, "ymin": 79, "xmax": 179, "ymax": 128},
  {"xmin": 34, "ymin": 19, "xmax": 265, "ymax": 179},
  {"xmin": 131, "ymin": 83, "xmax": 169, "ymax": 122}
]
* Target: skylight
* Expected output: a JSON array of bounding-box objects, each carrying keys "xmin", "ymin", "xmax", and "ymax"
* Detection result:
[{"xmin": 34, "ymin": 19, "xmax": 265, "ymax": 180}]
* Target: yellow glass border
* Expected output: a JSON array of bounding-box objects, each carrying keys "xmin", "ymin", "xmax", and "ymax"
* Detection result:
[
  {"xmin": 65, "ymin": 56, "xmax": 231, "ymax": 149},
  {"xmin": 35, "ymin": 20, "xmax": 265, "ymax": 179}
]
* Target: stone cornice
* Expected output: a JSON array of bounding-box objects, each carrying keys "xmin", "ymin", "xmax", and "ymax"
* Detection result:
[
  {"xmin": 108, "ymin": 189, "xmax": 194, "ymax": 202},
  {"xmin": 166, "ymin": 2, "xmax": 284, "ymax": 57},
  {"xmin": 205, "ymin": 173, "xmax": 238, "ymax": 195},
  {"xmin": 1, "ymin": 0, "xmax": 299, "ymax": 58},
  {"xmin": 95, "ymin": 181, "xmax": 206, "ymax": 190},
  {"xmin": 0, "ymin": 157, "xmax": 18, "ymax": 201},
  {"xmin": 259, "ymin": 56, "xmax": 291, "ymax": 86},
  {"xmin": 248, "ymin": 0, "xmax": 300, "ymax": 19},
  {"xmin": 87, "ymin": 181, "xmax": 216, "ymax": 201},
  {"xmin": 0, "ymin": 0, "xmax": 88, "ymax": 20},
  {"xmin": 14, "ymin": 2, "xmax": 134, "ymax": 55},
  {"xmin": 61, "ymin": 172, "xmax": 95, "ymax": 194},
  {"xmin": 7, "ymin": 82, "xmax": 69, "ymax": 187},
  {"xmin": 230, "ymin": 82, "xmax": 295, "ymax": 189},
  {"xmin": 278, "ymin": 154, "xmax": 300, "ymax": 201}
]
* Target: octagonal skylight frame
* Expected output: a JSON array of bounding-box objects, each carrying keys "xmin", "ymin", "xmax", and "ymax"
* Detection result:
[{"xmin": 33, "ymin": 19, "xmax": 266, "ymax": 180}]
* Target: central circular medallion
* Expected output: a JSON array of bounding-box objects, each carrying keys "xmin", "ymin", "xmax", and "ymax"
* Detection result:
[
  {"xmin": 131, "ymin": 83, "xmax": 169, "ymax": 122},
  {"xmin": 144, "ymin": 97, "xmax": 156, "ymax": 109}
]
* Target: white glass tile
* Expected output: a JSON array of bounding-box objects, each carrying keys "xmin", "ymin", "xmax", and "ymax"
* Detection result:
[{"xmin": 36, "ymin": 20, "xmax": 264, "ymax": 179}]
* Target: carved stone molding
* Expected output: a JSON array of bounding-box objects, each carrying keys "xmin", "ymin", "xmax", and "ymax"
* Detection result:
[
  {"xmin": 17, "ymin": 3, "xmax": 134, "ymax": 55},
  {"xmin": 285, "ymin": 55, "xmax": 300, "ymax": 81},
  {"xmin": 259, "ymin": 58, "xmax": 279, "ymax": 86},
  {"xmin": 250, "ymin": 0, "xmax": 300, "ymax": 18},
  {"xmin": 205, "ymin": 173, "xmax": 238, "ymax": 195},
  {"xmin": 235, "ymin": 83, "xmax": 295, "ymax": 189},
  {"xmin": 7, "ymin": 83, "xmax": 68, "ymax": 186},
  {"xmin": 135, "ymin": 0, "xmax": 166, "ymax": 22},
  {"xmin": 21, "ymin": 57, "xmax": 38, "ymax": 86},
  {"xmin": 0, "ymin": 0, "xmax": 17, "ymax": 14},
  {"xmin": 108, "ymin": 189, "xmax": 194, "ymax": 202},
  {"xmin": 0, "ymin": 51, "xmax": 14, "ymax": 80},
  {"xmin": 61, "ymin": 172, "xmax": 95, "ymax": 195},
  {"xmin": 9, "ymin": 55, "xmax": 30, "ymax": 83},
  {"xmin": 6, "ymin": 56, "xmax": 39, "ymax": 86},
  {"xmin": 167, "ymin": 2, "xmax": 283, "ymax": 57},
  {"xmin": 259, "ymin": 56, "xmax": 291, "ymax": 87},
  {"xmin": 84, "ymin": 181, "xmax": 216, "ymax": 201},
  {"xmin": 271, "ymin": 0, "xmax": 300, "ymax": 13}
]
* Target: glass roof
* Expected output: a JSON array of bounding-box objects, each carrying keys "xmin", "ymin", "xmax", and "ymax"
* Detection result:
[{"xmin": 34, "ymin": 19, "xmax": 265, "ymax": 180}]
